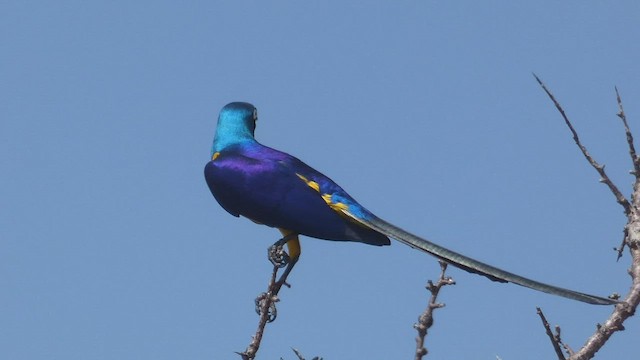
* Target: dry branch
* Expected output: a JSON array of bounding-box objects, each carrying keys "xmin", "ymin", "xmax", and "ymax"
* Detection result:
[
  {"xmin": 414, "ymin": 261, "xmax": 455, "ymax": 360},
  {"xmin": 534, "ymin": 75, "xmax": 639, "ymax": 360},
  {"xmin": 533, "ymin": 74, "xmax": 631, "ymax": 215},
  {"xmin": 537, "ymin": 307, "xmax": 567, "ymax": 360}
]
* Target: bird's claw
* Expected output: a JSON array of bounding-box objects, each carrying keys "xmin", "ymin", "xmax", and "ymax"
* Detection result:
[
  {"xmin": 268, "ymin": 244, "xmax": 290, "ymax": 268},
  {"xmin": 254, "ymin": 292, "xmax": 278, "ymax": 323}
]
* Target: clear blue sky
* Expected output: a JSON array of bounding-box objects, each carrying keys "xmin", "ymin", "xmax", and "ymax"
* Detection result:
[{"xmin": 2, "ymin": 2, "xmax": 638, "ymax": 359}]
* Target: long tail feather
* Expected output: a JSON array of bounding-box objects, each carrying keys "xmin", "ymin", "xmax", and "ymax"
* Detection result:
[{"xmin": 354, "ymin": 215, "xmax": 617, "ymax": 305}]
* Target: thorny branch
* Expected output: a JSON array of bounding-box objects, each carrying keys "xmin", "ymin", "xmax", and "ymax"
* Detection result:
[
  {"xmin": 414, "ymin": 261, "xmax": 455, "ymax": 360},
  {"xmin": 616, "ymin": 88, "xmax": 637, "ymax": 260},
  {"xmin": 534, "ymin": 75, "xmax": 640, "ymax": 360},
  {"xmin": 615, "ymin": 87, "xmax": 640, "ymax": 175},
  {"xmin": 238, "ymin": 236, "xmax": 299, "ymax": 359},
  {"xmin": 238, "ymin": 256, "xmax": 283, "ymax": 360},
  {"xmin": 533, "ymin": 73, "xmax": 631, "ymax": 216}
]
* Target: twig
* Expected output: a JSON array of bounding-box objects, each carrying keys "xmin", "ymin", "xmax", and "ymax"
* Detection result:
[
  {"xmin": 291, "ymin": 348, "xmax": 322, "ymax": 360},
  {"xmin": 615, "ymin": 87, "xmax": 640, "ymax": 175},
  {"xmin": 238, "ymin": 263, "xmax": 281, "ymax": 360},
  {"xmin": 414, "ymin": 261, "xmax": 455, "ymax": 360},
  {"xmin": 533, "ymin": 74, "xmax": 631, "ymax": 216},
  {"xmin": 556, "ymin": 325, "xmax": 576, "ymax": 355},
  {"xmin": 536, "ymin": 307, "xmax": 567, "ymax": 360},
  {"xmin": 292, "ymin": 348, "xmax": 304, "ymax": 360},
  {"xmin": 616, "ymin": 227, "xmax": 628, "ymax": 262},
  {"xmin": 615, "ymin": 88, "xmax": 637, "ymax": 260}
]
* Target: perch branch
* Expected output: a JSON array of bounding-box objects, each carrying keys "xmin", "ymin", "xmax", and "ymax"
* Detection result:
[{"xmin": 238, "ymin": 261, "xmax": 282, "ymax": 359}]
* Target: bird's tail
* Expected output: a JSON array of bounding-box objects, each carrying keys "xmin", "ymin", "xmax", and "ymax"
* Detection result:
[{"xmin": 351, "ymin": 214, "xmax": 618, "ymax": 305}]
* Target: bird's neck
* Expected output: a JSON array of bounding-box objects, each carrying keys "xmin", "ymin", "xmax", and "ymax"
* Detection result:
[{"xmin": 211, "ymin": 132, "xmax": 257, "ymax": 154}]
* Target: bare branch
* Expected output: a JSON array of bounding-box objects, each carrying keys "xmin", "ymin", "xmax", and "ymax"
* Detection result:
[
  {"xmin": 536, "ymin": 307, "xmax": 567, "ymax": 360},
  {"xmin": 292, "ymin": 347, "xmax": 305, "ymax": 360},
  {"xmin": 533, "ymin": 74, "xmax": 631, "ymax": 216},
  {"xmin": 615, "ymin": 88, "xmax": 638, "ymax": 259},
  {"xmin": 238, "ymin": 262, "xmax": 282, "ymax": 359},
  {"xmin": 535, "ymin": 78, "xmax": 640, "ymax": 359},
  {"xmin": 237, "ymin": 236, "xmax": 301, "ymax": 359},
  {"xmin": 616, "ymin": 227, "xmax": 628, "ymax": 262},
  {"xmin": 556, "ymin": 325, "xmax": 576, "ymax": 356},
  {"xmin": 414, "ymin": 261, "xmax": 455, "ymax": 360},
  {"xmin": 570, "ymin": 237, "xmax": 639, "ymax": 359},
  {"xmin": 615, "ymin": 87, "xmax": 640, "ymax": 175},
  {"xmin": 291, "ymin": 348, "xmax": 322, "ymax": 360}
]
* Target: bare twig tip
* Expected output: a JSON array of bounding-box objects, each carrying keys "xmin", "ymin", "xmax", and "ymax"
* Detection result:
[
  {"xmin": 536, "ymin": 307, "xmax": 567, "ymax": 360},
  {"xmin": 532, "ymin": 72, "xmax": 543, "ymax": 84}
]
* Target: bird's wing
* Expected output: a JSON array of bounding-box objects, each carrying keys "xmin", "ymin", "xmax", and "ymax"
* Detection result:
[{"xmin": 205, "ymin": 151, "xmax": 389, "ymax": 245}]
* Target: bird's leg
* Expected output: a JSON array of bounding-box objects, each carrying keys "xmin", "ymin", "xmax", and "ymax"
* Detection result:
[
  {"xmin": 255, "ymin": 231, "xmax": 301, "ymax": 322},
  {"xmin": 272, "ymin": 242, "xmax": 299, "ymax": 295},
  {"xmin": 270, "ymin": 230, "xmax": 301, "ymax": 295}
]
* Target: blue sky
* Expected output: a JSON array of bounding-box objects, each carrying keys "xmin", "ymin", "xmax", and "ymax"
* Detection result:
[{"xmin": 2, "ymin": 1, "xmax": 639, "ymax": 359}]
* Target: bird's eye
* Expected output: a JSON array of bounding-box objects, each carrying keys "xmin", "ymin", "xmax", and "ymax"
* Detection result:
[{"xmin": 253, "ymin": 108, "xmax": 258, "ymax": 121}]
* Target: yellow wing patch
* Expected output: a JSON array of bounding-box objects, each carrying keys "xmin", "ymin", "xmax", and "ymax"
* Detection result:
[
  {"xmin": 322, "ymin": 194, "xmax": 367, "ymax": 228},
  {"xmin": 322, "ymin": 194, "xmax": 349, "ymax": 212},
  {"xmin": 296, "ymin": 173, "xmax": 320, "ymax": 192},
  {"xmin": 296, "ymin": 173, "xmax": 352, "ymax": 215}
]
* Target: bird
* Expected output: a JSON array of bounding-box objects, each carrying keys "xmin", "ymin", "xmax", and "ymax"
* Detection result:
[{"xmin": 204, "ymin": 102, "xmax": 617, "ymax": 306}]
